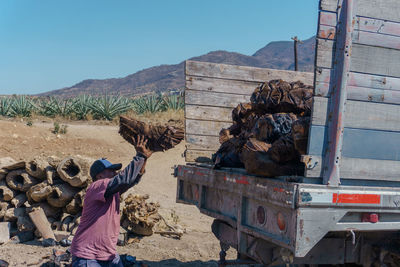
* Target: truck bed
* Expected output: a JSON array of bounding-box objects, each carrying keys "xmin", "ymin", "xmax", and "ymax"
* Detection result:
[
  {"xmin": 184, "ymin": 0, "xmax": 400, "ymax": 186},
  {"xmin": 178, "ymin": 0, "xmax": 400, "ymax": 264}
]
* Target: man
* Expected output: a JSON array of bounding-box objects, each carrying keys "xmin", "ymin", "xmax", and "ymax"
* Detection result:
[{"xmin": 70, "ymin": 135, "xmax": 152, "ymax": 267}]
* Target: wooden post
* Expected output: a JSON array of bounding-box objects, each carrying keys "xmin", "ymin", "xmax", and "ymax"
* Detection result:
[{"xmin": 291, "ymin": 36, "xmax": 303, "ymax": 71}]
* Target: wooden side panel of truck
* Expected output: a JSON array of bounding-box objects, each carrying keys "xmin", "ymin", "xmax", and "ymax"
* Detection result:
[
  {"xmin": 307, "ymin": 0, "xmax": 400, "ymax": 184},
  {"xmin": 184, "ymin": 61, "xmax": 313, "ymax": 162}
]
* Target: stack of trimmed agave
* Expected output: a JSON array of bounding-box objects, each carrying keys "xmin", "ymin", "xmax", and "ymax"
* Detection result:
[
  {"xmin": 213, "ymin": 79, "xmax": 312, "ymax": 177},
  {"xmin": 0, "ymin": 156, "xmax": 92, "ymax": 242}
]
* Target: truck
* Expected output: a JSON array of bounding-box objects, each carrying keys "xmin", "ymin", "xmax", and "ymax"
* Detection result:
[{"xmin": 175, "ymin": 0, "xmax": 400, "ymax": 265}]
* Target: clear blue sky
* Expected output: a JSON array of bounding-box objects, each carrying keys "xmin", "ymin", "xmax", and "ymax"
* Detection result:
[{"xmin": 0, "ymin": 1, "xmax": 318, "ymax": 95}]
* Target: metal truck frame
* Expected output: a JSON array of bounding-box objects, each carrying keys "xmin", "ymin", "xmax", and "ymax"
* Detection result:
[{"xmin": 176, "ymin": 0, "xmax": 400, "ymax": 265}]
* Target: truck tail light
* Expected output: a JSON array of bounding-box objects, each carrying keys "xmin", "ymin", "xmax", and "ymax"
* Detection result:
[
  {"xmin": 362, "ymin": 213, "xmax": 379, "ymax": 223},
  {"xmin": 257, "ymin": 206, "xmax": 266, "ymax": 225},
  {"xmin": 277, "ymin": 212, "xmax": 286, "ymax": 231}
]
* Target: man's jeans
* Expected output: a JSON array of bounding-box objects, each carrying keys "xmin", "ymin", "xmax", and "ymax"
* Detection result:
[{"xmin": 72, "ymin": 254, "xmax": 123, "ymax": 267}]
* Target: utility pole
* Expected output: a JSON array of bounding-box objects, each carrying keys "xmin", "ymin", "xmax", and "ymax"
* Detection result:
[{"xmin": 291, "ymin": 36, "xmax": 303, "ymax": 71}]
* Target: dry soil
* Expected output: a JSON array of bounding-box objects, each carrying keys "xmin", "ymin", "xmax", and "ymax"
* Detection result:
[{"xmin": 0, "ymin": 119, "xmax": 236, "ymax": 266}]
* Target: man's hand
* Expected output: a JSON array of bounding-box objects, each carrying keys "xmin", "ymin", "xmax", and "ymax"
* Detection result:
[{"xmin": 133, "ymin": 135, "xmax": 153, "ymax": 159}]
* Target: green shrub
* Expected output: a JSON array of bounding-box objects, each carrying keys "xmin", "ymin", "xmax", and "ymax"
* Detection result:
[
  {"xmin": 0, "ymin": 97, "xmax": 12, "ymax": 116},
  {"xmin": 89, "ymin": 94, "xmax": 131, "ymax": 120},
  {"xmin": 0, "ymin": 91, "xmax": 184, "ymax": 120},
  {"xmin": 132, "ymin": 94, "xmax": 164, "ymax": 114},
  {"xmin": 163, "ymin": 94, "xmax": 184, "ymax": 110},
  {"xmin": 38, "ymin": 97, "xmax": 74, "ymax": 118},
  {"xmin": 9, "ymin": 95, "xmax": 34, "ymax": 117},
  {"xmin": 52, "ymin": 122, "xmax": 68, "ymax": 134},
  {"xmin": 72, "ymin": 95, "xmax": 93, "ymax": 120}
]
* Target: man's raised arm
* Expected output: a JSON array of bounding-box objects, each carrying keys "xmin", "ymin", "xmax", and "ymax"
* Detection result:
[{"xmin": 104, "ymin": 135, "xmax": 152, "ymax": 198}]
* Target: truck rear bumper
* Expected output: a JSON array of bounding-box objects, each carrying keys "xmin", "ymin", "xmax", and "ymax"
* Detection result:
[{"xmin": 176, "ymin": 165, "xmax": 400, "ymax": 261}]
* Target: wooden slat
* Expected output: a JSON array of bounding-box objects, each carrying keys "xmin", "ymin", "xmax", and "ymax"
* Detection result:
[
  {"xmin": 343, "ymin": 85, "xmax": 388, "ymax": 103},
  {"xmin": 320, "ymin": 0, "xmax": 339, "ymax": 12},
  {"xmin": 314, "ymin": 81, "xmax": 330, "ymax": 97},
  {"xmin": 186, "ymin": 76, "xmax": 260, "ymax": 95},
  {"xmin": 348, "ymin": 72, "xmax": 400, "ymax": 91},
  {"xmin": 315, "ymin": 70, "xmax": 400, "ymax": 103},
  {"xmin": 351, "ymin": 44, "xmax": 400, "ymax": 78},
  {"xmin": 315, "ymin": 83, "xmax": 400, "ymax": 104},
  {"xmin": 319, "ymin": 11, "xmax": 337, "ymax": 27},
  {"xmin": 312, "ymin": 96, "xmax": 400, "ymax": 131},
  {"xmin": 186, "ymin": 134, "xmax": 220, "ymax": 150},
  {"xmin": 305, "ymin": 156, "xmax": 400, "ymax": 181},
  {"xmin": 356, "ymin": 0, "xmax": 400, "ymax": 23},
  {"xmin": 315, "ymin": 39, "xmax": 335, "ymax": 69},
  {"xmin": 185, "ymin": 61, "xmax": 314, "ymax": 84},
  {"xmin": 316, "ymin": 30, "xmax": 400, "ymax": 74},
  {"xmin": 321, "ymin": 0, "xmax": 400, "ymax": 23},
  {"xmin": 315, "ymin": 68, "xmax": 333, "ymax": 84},
  {"xmin": 185, "ymin": 149, "xmax": 214, "ymax": 163},
  {"xmin": 316, "ymin": 30, "xmax": 400, "ymax": 60},
  {"xmin": 357, "ymin": 17, "xmax": 400, "ymax": 37},
  {"xmin": 185, "ymin": 89, "xmax": 251, "ymax": 108},
  {"xmin": 317, "ymin": 41, "xmax": 400, "ymax": 77},
  {"xmin": 353, "ymin": 30, "xmax": 400, "ymax": 50},
  {"xmin": 318, "ymin": 15, "xmax": 400, "ymax": 50},
  {"xmin": 308, "ymin": 125, "xmax": 400, "ymax": 161},
  {"xmin": 316, "ymin": 69, "xmax": 400, "ymax": 91},
  {"xmin": 185, "ymin": 105, "xmax": 232, "ymax": 122},
  {"xmin": 318, "ymin": 24, "xmax": 336, "ymax": 40},
  {"xmin": 186, "ymin": 119, "xmax": 231, "ymax": 136}
]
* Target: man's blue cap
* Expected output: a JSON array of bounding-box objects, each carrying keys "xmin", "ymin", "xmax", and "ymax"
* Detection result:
[{"xmin": 90, "ymin": 158, "xmax": 122, "ymax": 179}]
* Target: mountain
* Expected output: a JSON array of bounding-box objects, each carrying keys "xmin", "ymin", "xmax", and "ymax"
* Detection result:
[
  {"xmin": 39, "ymin": 36, "xmax": 315, "ymax": 97},
  {"xmin": 253, "ymin": 36, "xmax": 315, "ymax": 71}
]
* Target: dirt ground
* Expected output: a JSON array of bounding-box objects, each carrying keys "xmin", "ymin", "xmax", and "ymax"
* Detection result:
[{"xmin": 0, "ymin": 118, "xmax": 237, "ymax": 266}]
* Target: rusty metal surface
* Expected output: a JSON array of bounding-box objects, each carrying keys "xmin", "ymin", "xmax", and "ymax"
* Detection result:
[
  {"xmin": 176, "ymin": 164, "xmax": 298, "ymax": 251},
  {"xmin": 241, "ymin": 198, "xmax": 295, "ymax": 247},
  {"xmin": 176, "ymin": 165, "xmax": 297, "ymax": 208}
]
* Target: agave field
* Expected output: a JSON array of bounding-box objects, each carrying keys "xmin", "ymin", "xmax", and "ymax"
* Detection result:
[{"xmin": 0, "ymin": 94, "xmax": 184, "ymax": 120}]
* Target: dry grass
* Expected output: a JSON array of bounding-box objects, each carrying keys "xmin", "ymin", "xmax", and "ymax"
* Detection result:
[
  {"xmin": 0, "ymin": 109, "xmax": 184, "ymax": 127},
  {"xmin": 126, "ymin": 109, "xmax": 184, "ymax": 127}
]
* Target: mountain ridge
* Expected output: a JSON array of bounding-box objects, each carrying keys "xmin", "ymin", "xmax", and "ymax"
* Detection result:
[{"xmin": 39, "ymin": 36, "xmax": 316, "ymax": 97}]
